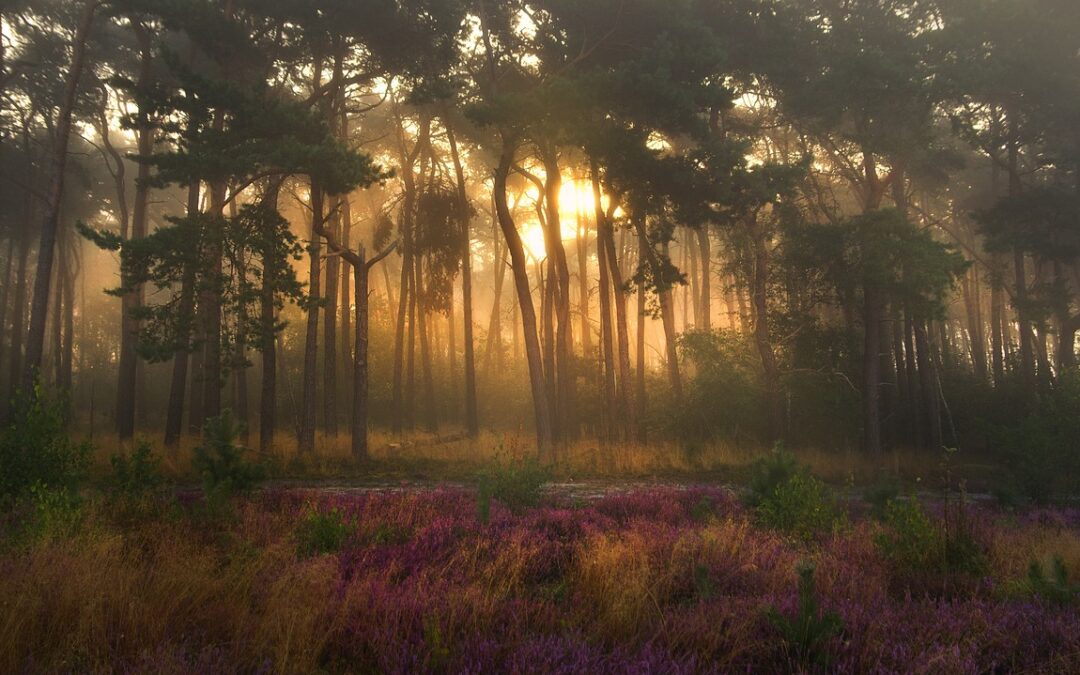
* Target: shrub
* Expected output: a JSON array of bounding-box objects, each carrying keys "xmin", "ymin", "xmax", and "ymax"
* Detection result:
[
  {"xmin": 1022, "ymin": 556, "xmax": 1080, "ymax": 607},
  {"xmin": 108, "ymin": 442, "xmax": 163, "ymax": 499},
  {"xmin": 766, "ymin": 563, "xmax": 843, "ymax": 670},
  {"xmin": 875, "ymin": 498, "xmax": 940, "ymax": 570},
  {"xmin": 192, "ymin": 411, "xmax": 265, "ymax": 498},
  {"xmin": 295, "ymin": 506, "xmax": 356, "ymax": 558},
  {"xmin": 26, "ymin": 481, "xmax": 82, "ymax": 539},
  {"xmin": 985, "ymin": 372, "xmax": 1080, "ymax": 503},
  {"xmin": 874, "ymin": 496, "xmax": 987, "ymax": 590},
  {"xmin": 476, "ymin": 454, "xmax": 549, "ymax": 520},
  {"xmin": 756, "ymin": 472, "xmax": 839, "ymax": 541},
  {"xmin": 862, "ymin": 478, "xmax": 900, "ymax": 520},
  {"xmin": 747, "ymin": 444, "xmax": 800, "ymax": 507},
  {"xmin": 0, "ymin": 387, "xmax": 89, "ymax": 505}
]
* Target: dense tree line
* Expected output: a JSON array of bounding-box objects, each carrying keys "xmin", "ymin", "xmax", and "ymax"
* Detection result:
[{"xmin": 1, "ymin": 0, "xmax": 1079, "ymax": 468}]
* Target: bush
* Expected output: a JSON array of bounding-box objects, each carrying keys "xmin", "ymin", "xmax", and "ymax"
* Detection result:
[
  {"xmin": 874, "ymin": 496, "xmax": 987, "ymax": 590},
  {"xmin": 27, "ymin": 481, "xmax": 82, "ymax": 539},
  {"xmin": 661, "ymin": 329, "xmax": 767, "ymax": 444},
  {"xmin": 747, "ymin": 444, "xmax": 801, "ymax": 507},
  {"xmin": 862, "ymin": 478, "xmax": 900, "ymax": 520},
  {"xmin": 985, "ymin": 372, "xmax": 1080, "ymax": 503},
  {"xmin": 0, "ymin": 387, "xmax": 89, "ymax": 505},
  {"xmin": 108, "ymin": 442, "xmax": 163, "ymax": 499},
  {"xmin": 476, "ymin": 454, "xmax": 549, "ymax": 521},
  {"xmin": 1015, "ymin": 556, "xmax": 1080, "ymax": 607},
  {"xmin": 756, "ymin": 472, "xmax": 840, "ymax": 541},
  {"xmin": 295, "ymin": 506, "xmax": 356, "ymax": 558},
  {"xmin": 766, "ymin": 563, "xmax": 843, "ymax": 670},
  {"xmin": 874, "ymin": 498, "xmax": 940, "ymax": 570},
  {"xmin": 192, "ymin": 411, "xmax": 265, "ymax": 498}
]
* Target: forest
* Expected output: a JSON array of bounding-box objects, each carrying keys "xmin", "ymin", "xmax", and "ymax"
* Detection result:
[{"xmin": 3, "ymin": 0, "xmax": 1080, "ymax": 672}]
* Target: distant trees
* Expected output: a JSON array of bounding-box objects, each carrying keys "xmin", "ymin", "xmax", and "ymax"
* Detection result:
[{"xmin": 1, "ymin": 0, "xmax": 1079, "ymax": 458}]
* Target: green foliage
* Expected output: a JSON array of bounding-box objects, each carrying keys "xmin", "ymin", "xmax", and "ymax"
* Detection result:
[
  {"xmin": 693, "ymin": 563, "xmax": 715, "ymax": 601},
  {"xmin": 25, "ymin": 482, "xmax": 82, "ymax": 540},
  {"xmin": 476, "ymin": 454, "xmax": 550, "ymax": 521},
  {"xmin": 107, "ymin": 442, "xmax": 163, "ymax": 500},
  {"xmin": 756, "ymin": 472, "xmax": 840, "ymax": 542},
  {"xmin": 875, "ymin": 498, "xmax": 940, "ymax": 570},
  {"xmin": 747, "ymin": 444, "xmax": 801, "ymax": 507},
  {"xmin": 862, "ymin": 478, "xmax": 901, "ymax": 520},
  {"xmin": 766, "ymin": 563, "xmax": 843, "ymax": 671},
  {"xmin": 295, "ymin": 506, "xmax": 356, "ymax": 558},
  {"xmin": 985, "ymin": 372, "xmax": 1080, "ymax": 503},
  {"xmin": 192, "ymin": 411, "xmax": 265, "ymax": 499},
  {"xmin": 1016, "ymin": 556, "xmax": 1080, "ymax": 607},
  {"xmin": 690, "ymin": 495, "xmax": 715, "ymax": 523},
  {"xmin": 874, "ymin": 496, "xmax": 987, "ymax": 582},
  {"xmin": 664, "ymin": 330, "xmax": 767, "ymax": 444},
  {"xmin": 0, "ymin": 387, "xmax": 90, "ymax": 506}
]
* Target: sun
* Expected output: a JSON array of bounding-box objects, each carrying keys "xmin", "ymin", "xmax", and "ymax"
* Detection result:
[{"xmin": 515, "ymin": 177, "xmax": 598, "ymax": 260}]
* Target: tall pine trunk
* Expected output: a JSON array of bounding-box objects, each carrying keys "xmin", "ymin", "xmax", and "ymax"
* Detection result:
[
  {"xmin": 445, "ymin": 122, "xmax": 478, "ymax": 436},
  {"xmin": 494, "ymin": 140, "xmax": 553, "ymax": 458},
  {"xmin": 298, "ymin": 182, "xmax": 322, "ymax": 453},
  {"xmin": 22, "ymin": 0, "xmax": 97, "ymax": 393}
]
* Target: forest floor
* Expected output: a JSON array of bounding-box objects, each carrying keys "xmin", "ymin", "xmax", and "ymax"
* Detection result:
[{"xmin": 93, "ymin": 428, "xmax": 1008, "ymax": 495}]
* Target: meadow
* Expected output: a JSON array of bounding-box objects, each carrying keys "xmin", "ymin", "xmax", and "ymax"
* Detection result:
[{"xmin": 3, "ymin": 440, "xmax": 1080, "ymax": 674}]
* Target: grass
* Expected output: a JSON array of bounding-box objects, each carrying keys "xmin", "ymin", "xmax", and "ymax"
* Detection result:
[
  {"xmin": 86, "ymin": 427, "xmax": 990, "ymax": 492},
  {"xmin": 2, "ymin": 487, "xmax": 1080, "ymax": 672}
]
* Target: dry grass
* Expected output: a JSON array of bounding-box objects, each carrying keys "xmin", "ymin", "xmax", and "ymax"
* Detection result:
[{"xmin": 88, "ymin": 426, "xmax": 981, "ymax": 491}]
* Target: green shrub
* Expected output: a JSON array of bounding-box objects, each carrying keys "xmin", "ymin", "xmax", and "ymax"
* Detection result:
[
  {"xmin": 476, "ymin": 454, "xmax": 549, "ymax": 521},
  {"xmin": 192, "ymin": 411, "xmax": 265, "ymax": 498},
  {"xmin": 756, "ymin": 472, "xmax": 840, "ymax": 541},
  {"xmin": 747, "ymin": 444, "xmax": 800, "ymax": 507},
  {"xmin": 985, "ymin": 372, "xmax": 1080, "ymax": 503},
  {"xmin": 766, "ymin": 563, "xmax": 843, "ymax": 670},
  {"xmin": 295, "ymin": 506, "xmax": 356, "ymax": 558},
  {"xmin": 0, "ymin": 387, "xmax": 90, "ymax": 505},
  {"xmin": 108, "ymin": 442, "xmax": 163, "ymax": 499},
  {"xmin": 875, "ymin": 498, "xmax": 940, "ymax": 570},
  {"xmin": 874, "ymin": 496, "xmax": 987, "ymax": 582},
  {"xmin": 862, "ymin": 478, "xmax": 900, "ymax": 520},
  {"xmin": 27, "ymin": 481, "xmax": 82, "ymax": 539},
  {"xmin": 1012, "ymin": 556, "xmax": 1080, "ymax": 607}
]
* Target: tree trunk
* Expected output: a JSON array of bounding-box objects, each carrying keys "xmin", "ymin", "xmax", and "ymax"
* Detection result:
[
  {"xmin": 415, "ymin": 257, "xmax": 438, "ymax": 432},
  {"xmin": 914, "ymin": 318, "xmax": 942, "ymax": 450},
  {"xmin": 445, "ymin": 121, "xmax": 478, "ymax": 435},
  {"xmin": 0, "ymin": 236, "xmax": 15, "ymax": 391},
  {"xmin": 697, "ymin": 228, "xmax": 711, "ymax": 331},
  {"xmin": 635, "ymin": 257, "xmax": 647, "ymax": 443},
  {"xmin": 323, "ymin": 197, "xmax": 340, "ymax": 435},
  {"xmin": 576, "ymin": 207, "xmax": 592, "ymax": 355},
  {"xmin": 862, "ymin": 283, "xmax": 883, "ymax": 455},
  {"xmin": 494, "ymin": 139, "xmax": 553, "ymax": 458},
  {"xmin": 961, "ymin": 265, "xmax": 988, "ymax": 381},
  {"xmin": 750, "ymin": 217, "xmax": 782, "ymax": 440},
  {"xmin": 634, "ymin": 220, "xmax": 682, "ymax": 399},
  {"xmin": 21, "ymin": 0, "xmax": 97, "ymax": 393},
  {"xmin": 541, "ymin": 150, "xmax": 576, "ymax": 442},
  {"xmin": 594, "ymin": 170, "xmax": 636, "ymax": 438},
  {"xmin": 201, "ymin": 179, "xmax": 225, "ymax": 424},
  {"xmin": 165, "ymin": 183, "xmax": 200, "ymax": 447},
  {"xmin": 483, "ymin": 226, "xmax": 506, "ymax": 375},
  {"xmin": 352, "ymin": 255, "xmax": 369, "ymax": 459},
  {"xmin": 298, "ymin": 182, "xmax": 322, "ymax": 453},
  {"xmin": 596, "ymin": 204, "xmax": 617, "ymax": 441},
  {"xmin": 116, "ymin": 21, "xmax": 153, "ymax": 440}
]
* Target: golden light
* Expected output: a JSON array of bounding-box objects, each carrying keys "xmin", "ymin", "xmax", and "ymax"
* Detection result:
[{"xmin": 514, "ymin": 175, "xmax": 601, "ymax": 259}]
